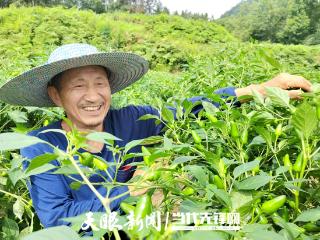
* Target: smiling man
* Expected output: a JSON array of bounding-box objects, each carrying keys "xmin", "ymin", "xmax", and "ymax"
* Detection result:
[{"xmin": 0, "ymin": 43, "xmax": 312, "ymax": 232}]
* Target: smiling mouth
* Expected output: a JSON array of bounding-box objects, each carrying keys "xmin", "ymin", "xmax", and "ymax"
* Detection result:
[{"xmin": 82, "ymin": 104, "xmax": 103, "ymax": 112}]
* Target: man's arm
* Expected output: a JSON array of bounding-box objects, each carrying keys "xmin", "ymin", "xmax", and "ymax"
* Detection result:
[
  {"xmin": 128, "ymin": 73, "xmax": 313, "ymax": 198},
  {"xmin": 235, "ymin": 73, "xmax": 312, "ymax": 100}
]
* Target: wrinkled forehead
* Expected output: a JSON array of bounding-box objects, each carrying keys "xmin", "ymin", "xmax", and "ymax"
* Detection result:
[
  {"xmin": 61, "ymin": 65, "xmax": 109, "ymax": 79},
  {"xmin": 48, "ymin": 65, "xmax": 110, "ymax": 90}
]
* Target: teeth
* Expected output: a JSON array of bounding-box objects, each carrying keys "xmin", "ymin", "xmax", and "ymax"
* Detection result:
[{"xmin": 83, "ymin": 105, "xmax": 101, "ymax": 111}]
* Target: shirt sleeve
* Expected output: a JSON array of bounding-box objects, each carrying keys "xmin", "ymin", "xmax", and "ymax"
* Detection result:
[{"xmin": 20, "ymin": 138, "xmax": 129, "ymax": 228}]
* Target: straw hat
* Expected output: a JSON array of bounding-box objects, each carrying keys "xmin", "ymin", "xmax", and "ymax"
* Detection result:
[{"xmin": 0, "ymin": 43, "xmax": 149, "ymax": 107}]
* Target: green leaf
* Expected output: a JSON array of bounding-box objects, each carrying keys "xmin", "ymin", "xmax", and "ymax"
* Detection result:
[
  {"xmin": 180, "ymin": 199, "xmax": 208, "ymax": 213},
  {"xmin": 237, "ymin": 175, "xmax": 273, "ymax": 190},
  {"xmin": 140, "ymin": 136, "xmax": 163, "ymax": 145},
  {"xmin": 230, "ymin": 191, "xmax": 253, "ymax": 211},
  {"xmin": 246, "ymin": 229, "xmax": 286, "ymax": 240},
  {"xmin": 0, "ymin": 133, "xmax": 45, "ymax": 151},
  {"xmin": 24, "ymin": 164, "xmax": 57, "ymax": 177},
  {"xmin": 2, "ymin": 218, "xmax": 19, "ymax": 238},
  {"xmin": 272, "ymin": 215, "xmax": 301, "ymax": 239},
  {"xmin": 70, "ymin": 181, "xmax": 82, "ymax": 190},
  {"xmin": 180, "ymin": 231, "xmax": 228, "ymax": 240},
  {"xmin": 202, "ymin": 101, "xmax": 218, "ymax": 115},
  {"xmin": 138, "ymin": 114, "xmax": 160, "ymax": 121},
  {"xmin": 252, "ymin": 90, "xmax": 265, "ymax": 106},
  {"xmin": 242, "ymin": 223, "xmax": 271, "ymax": 233},
  {"xmin": 23, "ymin": 226, "xmax": 80, "ymax": 240},
  {"xmin": 53, "ymin": 165, "xmax": 90, "ymax": 175},
  {"xmin": 291, "ymin": 102, "xmax": 317, "ymax": 139},
  {"xmin": 172, "ymin": 156, "xmax": 198, "ymax": 165},
  {"xmin": 233, "ymin": 159, "xmax": 260, "ymax": 179},
  {"xmin": 255, "ymin": 127, "xmax": 272, "ymax": 148},
  {"xmin": 258, "ymin": 49, "xmax": 282, "ymax": 70},
  {"xmin": 8, "ymin": 110, "xmax": 28, "ymax": 123},
  {"xmin": 161, "ymin": 106, "xmax": 174, "ymax": 123},
  {"xmin": 8, "ymin": 168, "xmax": 24, "ymax": 186},
  {"xmin": 0, "ymin": 175, "xmax": 7, "ymax": 185},
  {"xmin": 86, "ymin": 132, "xmax": 121, "ymax": 144},
  {"xmin": 275, "ymin": 166, "xmax": 289, "ymax": 176},
  {"xmin": 184, "ymin": 165, "xmax": 208, "ymax": 186},
  {"xmin": 124, "ymin": 139, "xmax": 144, "ymax": 153},
  {"xmin": 207, "ymin": 185, "xmax": 232, "ymax": 208},
  {"xmin": 19, "ymin": 226, "xmax": 33, "ymax": 238},
  {"xmin": 26, "ymin": 153, "xmax": 58, "ymax": 173},
  {"xmin": 13, "ymin": 197, "xmax": 24, "ymax": 221},
  {"xmin": 265, "ymin": 87, "xmax": 290, "ymax": 108},
  {"xmin": 294, "ymin": 208, "xmax": 320, "ymax": 222}
]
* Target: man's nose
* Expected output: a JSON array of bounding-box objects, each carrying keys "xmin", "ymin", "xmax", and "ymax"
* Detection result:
[{"xmin": 84, "ymin": 86, "xmax": 100, "ymax": 102}]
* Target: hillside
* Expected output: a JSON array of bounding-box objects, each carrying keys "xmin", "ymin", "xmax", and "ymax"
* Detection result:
[
  {"xmin": 1, "ymin": 6, "xmax": 320, "ymax": 240},
  {"xmin": 218, "ymin": 0, "xmax": 320, "ymax": 45},
  {"xmin": 0, "ymin": 6, "xmax": 235, "ymax": 79},
  {"xmin": 0, "ymin": 6, "xmax": 319, "ymax": 108}
]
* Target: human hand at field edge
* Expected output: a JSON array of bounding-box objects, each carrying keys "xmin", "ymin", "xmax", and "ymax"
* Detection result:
[
  {"xmin": 128, "ymin": 168, "xmax": 148, "ymax": 196},
  {"xmin": 235, "ymin": 73, "xmax": 312, "ymax": 100}
]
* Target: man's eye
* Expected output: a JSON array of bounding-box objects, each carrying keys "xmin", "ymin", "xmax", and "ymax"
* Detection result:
[{"xmin": 74, "ymin": 85, "xmax": 84, "ymax": 88}]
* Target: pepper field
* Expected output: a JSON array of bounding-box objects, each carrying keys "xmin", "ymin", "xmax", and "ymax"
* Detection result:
[{"xmin": 1, "ymin": 6, "xmax": 320, "ymax": 240}]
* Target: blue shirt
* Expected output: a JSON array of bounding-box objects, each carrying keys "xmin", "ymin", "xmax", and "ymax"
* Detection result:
[{"xmin": 20, "ymin": 87, "xmax": 237, "ymax": 228}]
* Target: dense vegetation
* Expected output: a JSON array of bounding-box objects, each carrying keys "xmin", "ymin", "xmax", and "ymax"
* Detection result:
[
  {"xmin": 0, "ymin": 0, "xmax": 168, "ymax": 14},
  {"xmin": 218, "ymin": 0, "xmax": 320, "ymax": 45},
  {"xmin": 0, "ymin": 6, "xmax": 320, "ymax": 240}
]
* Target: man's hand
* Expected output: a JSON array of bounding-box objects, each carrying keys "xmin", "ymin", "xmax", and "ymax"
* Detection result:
[
  {"xmin": 235, "ymin": 73, "xmax": 312, "ymax": 100},
  {"xmin": 128, "ymin": 168, "xmax": 148, "ymax": 196},
  {"xmin": 128, "ymin": 168, "xmax": 164, "ymax": 208}
]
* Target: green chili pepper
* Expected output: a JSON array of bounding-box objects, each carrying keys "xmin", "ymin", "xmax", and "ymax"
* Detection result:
[
  {"xmin": 261, "ymin": 195, "xmax": 287, "ymax": 215},
  {"xmin": 134, "ymin": 194, "xmax": 152, "ymax": 220},
  {"xmin": 195, "ymin": 143, "xmax": 205, "ymax": 151},
  {"xmin": 206, "ymin": 112, "xmax": 218, "ymax": 123},
  {"xmin": 147, "ymin": 170, "xmax": 161, "ymax": 181},
  {"xmin": 287, "ymin": 200, "xmax": 296, "ymax": 209},
  {"xmin": 293, "ymin": 153, "xmax": 303, "ymax": 173},
  {"xmin": 198, "ymin": 120, "xmax": 205, "ymax": 128},
  {"xmin": 281, "ymin": 205, "xmax": 289, "ymax": 222},
  {"xmin": 120, "ymin": 202, "xmax": 135, "ymax": 214},
  {"xmin": 230, "ymin": 121, "xmax": 239, "ymax": 139},
  {"xmin": 93, "ymin": 157, "xmax": 108, "ymax": 171},
  {"xmin": 283, "ymin": 154, "xmax": 292, "ymax": 171},
  {"xmin": 316, "ymin": 104, "xmax": 320, "ymax": 121},
  {"xmin": 275, "ymin": 123, "xmax": 282, "ymax": 137},
  {"xmin": 191, "ymin": 130, "xmax": 201, "ymax": 144},
  {"xmin": 79, "ymin": 152, "xmax": 93, "ymax": 168},
  {"xmin": 303, "ymin": 222, "xmax": 320, "ymax": 232},
  {"xmin": 241, "ymin": 128, "xmax": 248, "ymax": 145},
  {"xmin": 252, "ymin": 156, "xmax": 262, "ymax": 175},
  {"xmin": 216, "ymin": 144, "xmax": 223, "ymax": 157},
  {"xmin": 43, "ymin": 119, "xmax": 49, "ymax": 126},
  {"xmin": 213, "ymin": 175, "xmax": 224, "ymax": 189},
  {"xmin": 182, "ymin": 186, "xmax": 195, "ymax": 196},
  {"xmin": 255, "ymin": 207, "xmax": 268, "ymax": 224},
  {"xmin": 141, "ymin": 146, "xmax": 152, "ymax": 166}
]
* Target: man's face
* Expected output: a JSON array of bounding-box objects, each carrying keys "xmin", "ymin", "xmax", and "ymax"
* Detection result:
[{"xmin": 48, "ymin": 65, "xmax": 111, "ymax": 130}]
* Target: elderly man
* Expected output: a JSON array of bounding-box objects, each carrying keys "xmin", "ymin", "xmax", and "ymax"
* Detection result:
[{"xmin": 0, "ymin": 43, "xmax": 312, "ymax": 230}]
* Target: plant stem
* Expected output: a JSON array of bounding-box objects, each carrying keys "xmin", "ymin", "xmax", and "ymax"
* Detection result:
[{"xmin": 67, "ymin": 153, "xmax": 121, "ymax": 240}]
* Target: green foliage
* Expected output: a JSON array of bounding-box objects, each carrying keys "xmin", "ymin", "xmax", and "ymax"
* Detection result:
[
  {"xmin": 218, "ymin": 0, "xmax": 320, "ymax": 45},
  {"xmin": 0, "ymin": 6, "xmax": 320, "ymax": 240}
]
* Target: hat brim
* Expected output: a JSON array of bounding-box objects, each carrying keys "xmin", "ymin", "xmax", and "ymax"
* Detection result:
[{"xmin": 0, "ymin": 52, "xmax": 148, "ymax": 107}]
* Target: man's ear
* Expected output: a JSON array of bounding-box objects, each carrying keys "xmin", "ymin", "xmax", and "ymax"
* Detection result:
[{"xmin": 47, "ymin": 86, "xmax": 62, "ymax": 107}]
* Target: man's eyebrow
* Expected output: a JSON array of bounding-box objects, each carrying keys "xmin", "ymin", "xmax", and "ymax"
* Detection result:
[
  {"xmin": 94, "ymin": 76, "xmax": 108, "ymax": 81},
  {"xmin": 70, "ymin": 78, "xmax": 85, "ymax": 84}
]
